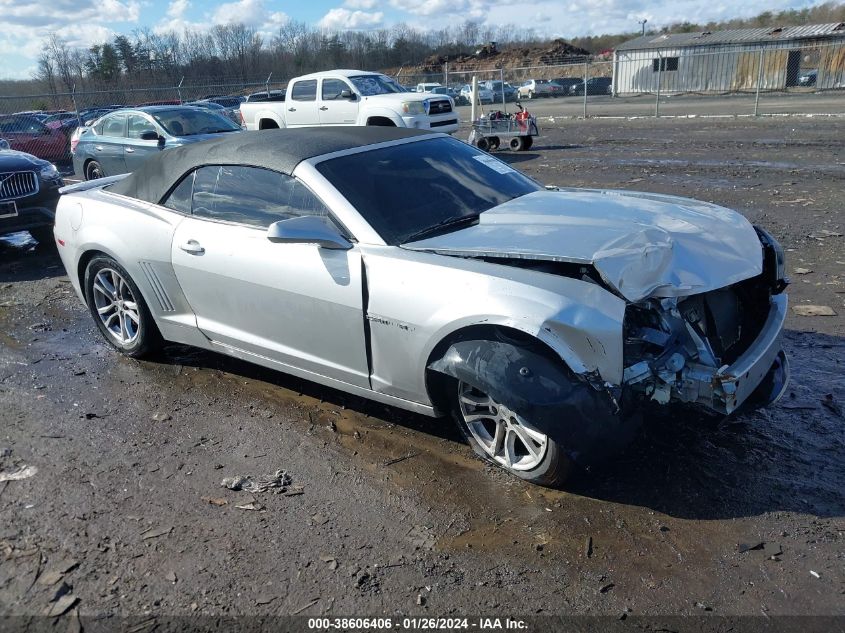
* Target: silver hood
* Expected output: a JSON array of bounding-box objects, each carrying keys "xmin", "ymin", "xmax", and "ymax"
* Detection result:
[{"xmin": 402, "ymin": 189, "xmax": 763, "ymax": 302}]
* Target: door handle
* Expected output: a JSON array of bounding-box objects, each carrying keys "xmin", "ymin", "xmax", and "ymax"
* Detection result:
[
  {"xmin": 179, "ymin": 240, "xmax": 205, "ymax": 255},
  {"xmin": 288, "ymin": 107, "xmax": 296, "ymax": 112},
  {"xmin": 95, "ymin": 146, "xmax": 103, "ymax": 151},
  {"xmin": 319, "ymin": 106, "xmax": 328, "ymax": 111},
  {"xmin": 125, "ymin": 147, "xmax": 135, "ymax": 153}
]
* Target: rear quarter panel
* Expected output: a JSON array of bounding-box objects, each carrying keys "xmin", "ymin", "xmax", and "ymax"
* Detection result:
[{"xmin": 55, "ymin": 189, "xmax": 206, "ymax": 347}]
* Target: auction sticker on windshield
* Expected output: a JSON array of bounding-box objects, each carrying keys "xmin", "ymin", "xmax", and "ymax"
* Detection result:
[{"xmin": 472, "ymin": 154, "xmax": 516, "ymax": 174}]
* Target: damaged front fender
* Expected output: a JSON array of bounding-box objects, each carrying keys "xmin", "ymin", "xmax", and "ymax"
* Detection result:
[{"xmin": 429, "ymin": 339, "xmax": 640, "ymax": 466}]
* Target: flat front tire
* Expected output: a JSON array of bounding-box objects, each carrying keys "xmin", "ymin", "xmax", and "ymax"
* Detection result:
[
  {"xmin": 449, "ymin": 379, "xmax": 572, "ymax": 487},
  {"xmin": 84, "ymin": 256, "xmax": 161, "ymax": 358}
]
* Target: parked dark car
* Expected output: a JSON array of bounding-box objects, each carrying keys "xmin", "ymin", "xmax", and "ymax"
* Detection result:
[
  {"xmin": 73, "ymin": 106, "xmax": 243, "ymax": 181},
  {"xmin": 0, "ymin": 138, "xmax": 63, "ymax": 244},
  {"xmin": 203, "ymin": 96, "xmax": 245, "ymax": 108},
  {"xmin": 245, "ymin": 90, "xmax": 286, "ymax": 102},
  {"xmin": 798, "ymin": 69, "xmax": 817, "ymax": 86},
  {"xmin": 570, "ymin": 77, "xmax": 613, "ymax": 96},
  {"xmin": 552, "ymin": 78, "xmax": 583, "ymax": 94},
  {"xmin": 0, "ymin": 114, "xmax": 68, "ymax": 162}
]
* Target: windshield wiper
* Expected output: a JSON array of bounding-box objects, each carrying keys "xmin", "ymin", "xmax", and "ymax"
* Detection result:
[{"xmin": 402, "ymin": 214, "xmax": 480, "ymax": 243}]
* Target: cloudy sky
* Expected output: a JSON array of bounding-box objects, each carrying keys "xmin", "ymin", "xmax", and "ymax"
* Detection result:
[{"xmin": 0, "ymin": 0, "xmax": 829, "ymax": 79}]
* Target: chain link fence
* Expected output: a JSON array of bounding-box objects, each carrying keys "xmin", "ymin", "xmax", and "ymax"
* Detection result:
[{"xmin": 1, "ymin": 39, "xmax": 843, "ymax": 169}]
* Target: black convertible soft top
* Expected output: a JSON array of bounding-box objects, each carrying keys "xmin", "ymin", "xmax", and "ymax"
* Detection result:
[{"xmin": 109, "ymin": 126, "xmax": 434, "ymax": 204}]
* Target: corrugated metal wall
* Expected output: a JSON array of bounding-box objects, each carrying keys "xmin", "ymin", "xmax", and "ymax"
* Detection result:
[{"xmin": 614, "ymin": 38, "xmax": 845, "ymax": 94}]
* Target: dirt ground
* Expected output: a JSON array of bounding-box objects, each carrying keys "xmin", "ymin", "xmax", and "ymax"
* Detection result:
[{"xmin": 0, "ymin": 117, "xmax": 843, "ymax": 630}]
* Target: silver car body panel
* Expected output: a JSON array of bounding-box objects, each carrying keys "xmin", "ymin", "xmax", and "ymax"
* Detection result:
[{"xmin": 403, "ymin": 189, "xmax": 763, "ymax": 303}]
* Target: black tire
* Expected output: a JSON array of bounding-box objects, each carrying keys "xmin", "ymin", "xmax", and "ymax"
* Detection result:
[
  {"xmin": 528, "ymin": 90, "xmax": 534, "ymax": 99},
  {"xmin": 446, "ymin": 378, "xmax": 572, "ymax": 487},
  {"xmin": 83, "ymin": 256, "xmax": 161, "ymax": 358},
  {"xmin": 523, "ymin": 136, "xmax": 534, "ymax": 150},
  {"xmin": 85, "ymin": 160, "xmax": 104, "ymax": 181},
  {"xmin": 509, "ymin": 136, "xmax": 526, "ymax": 151},
  {"xmin": 29, "ymin": 226, "xmax": 55, "ymax": 248},
  {"xmin": 476, "ymin": 137, "xmax": 490, "ymax": 152},
  {"xmin": 488, "ymin": 136, "xmax": 500, "ymax": 150}
]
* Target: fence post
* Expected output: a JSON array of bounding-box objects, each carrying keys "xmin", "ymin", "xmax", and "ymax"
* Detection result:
[
  {"xmin": 176, "ymin": 76, "xmax": 184, "ymax": 104},
  {"xmin": 583, "ymin": 59, "xmax": 588, "ymax": 118},
  {"xmin": 754, "ymin": 48, "xmax": 764, "ymax": 117},
  {"xmin": 655, "ymin": 51, "xmax": 662, "ymax": 118},
  {"xmin": 71, "ymin": 84, "xmax": 81, "ymax": 125},
  {"xmin": 265, "ymin": 72, "xmax": 273, "ymax": 97},
  {"xmin": 500, "ymin": 67, "xmax": 506, "ymax": 113},
  {"xmin": 444, "ymin": 62, "xmax": 448, "ymax": 88}
]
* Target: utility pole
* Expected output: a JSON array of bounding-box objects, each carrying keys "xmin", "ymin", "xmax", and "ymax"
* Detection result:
[{"xmin": 639, "ymin": 19, "xmax": 648, "ymax": 35}]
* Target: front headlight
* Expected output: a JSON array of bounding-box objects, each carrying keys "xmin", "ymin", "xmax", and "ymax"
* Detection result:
[
  {"xmin": 40, "ymin": 163, "xmax": 60, "ymax": 179},
  {"xmin": 401, "ymin": 101, "xmax": 426, "ymax": 115}
]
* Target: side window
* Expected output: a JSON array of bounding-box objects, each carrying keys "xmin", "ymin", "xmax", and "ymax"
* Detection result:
[
  {"xmin": 161, "ymin": 171, "xmax": 194, "ymax": 214},
  {"xmin": 101, "ymin": 114, "xmax": 126, "ymax": 138},
  {"xmin": 191, "ymin": 166, "xmax": 329, "ymax": 228},
  {"xmin": 127, "ymin": 115, "xmax": 156, "ymax": 139},
  {"xmin": 290, "ymin": 80, "xmax": 317, "ymax": 102},
  {"xmin": 321, "ymin": 78, "xmax": 349, "ymax": 100}
]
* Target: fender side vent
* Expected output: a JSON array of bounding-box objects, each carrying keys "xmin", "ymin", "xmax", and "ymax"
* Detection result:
[{"xmin": 139, "ymin": 261, "xmax": 175, "ymax": 312}]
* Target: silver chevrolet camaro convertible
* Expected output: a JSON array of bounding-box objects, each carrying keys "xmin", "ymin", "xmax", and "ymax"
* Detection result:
[{"xmin": 55, "ymin": 128, "xmax": 789, "ymax": 487}]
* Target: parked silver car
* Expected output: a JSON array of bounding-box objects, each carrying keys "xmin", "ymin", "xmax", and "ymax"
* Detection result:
[{"xmin": 55, "ymin": 128, "xmax": 789, "ymax": 487}]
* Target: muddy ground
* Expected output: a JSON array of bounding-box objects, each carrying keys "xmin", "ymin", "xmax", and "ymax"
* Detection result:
[{"xmin": 0, "ymin": 117, "xmax": 843, "ymax": 629}]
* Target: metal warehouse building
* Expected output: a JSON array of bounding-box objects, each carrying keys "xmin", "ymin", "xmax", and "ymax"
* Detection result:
[{"xmin": 612, "ymin": 23, "xmax": 845, "ymax": 95}]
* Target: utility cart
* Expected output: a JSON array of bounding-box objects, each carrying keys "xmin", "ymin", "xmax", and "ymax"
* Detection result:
[{"xmin": 467, "ymin": 103, "xmax": 539, "ymax": 152}]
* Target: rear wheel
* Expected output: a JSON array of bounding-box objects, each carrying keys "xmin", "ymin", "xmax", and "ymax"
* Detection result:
[
  {"xmin": 451, "ymin": 380, "xmax": 572, "ymax": 486},
  {"xmin": 84, "ymin": 160, "xmax": 103, "ymax": 181},
  {"xmin": 528, "ymin": 90, "xmax": 535, "ymax": 99},
  {"xmin": 488, "ymin": 136, "xmax": 500, "ymax": 150},
  {"xmin": 523, "ymin": 136, "xmax": 534, "ymax": 150},
  {"xmin": 510, "ymin": 136, "xmax": 526, "ymax": 151},
  {"xmin": 84, "ymin": 256, "xmax": 161, "ymax": 358},
  {"xmin": 476, "ymin": 137, "xmax": 490, "ymax": 152}
]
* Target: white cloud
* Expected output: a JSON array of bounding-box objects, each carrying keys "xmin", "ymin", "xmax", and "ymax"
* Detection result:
[
  {"xmin": 166, "ymin": 0, "xmax": 191, "ymax": 19},
  {"xmin": 344, "ymin": 0, "xmax": 377, "ymax": 8},
  {"xmin": 318, "ymin": 7, "xmax": 384, "ymax": 30},
  {"xmin": 210, "ymin": 0, "xmax": 288, "ymax": 29},
  {"xmin": 389, "ymin": 0, "xmax": 491, "ymax": 19}
]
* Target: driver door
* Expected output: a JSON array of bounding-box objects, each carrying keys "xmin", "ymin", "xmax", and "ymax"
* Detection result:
[
  {"xmin": 124, "ymin": 114, "xmax": 164, "ymax": 172},
  {"xmin": 167, "ymin": 165, "xmax": 370, "ymax": 388},
  {"xmin": 318, "ymin": 78, "xmax": 359, "ymax": 125}
]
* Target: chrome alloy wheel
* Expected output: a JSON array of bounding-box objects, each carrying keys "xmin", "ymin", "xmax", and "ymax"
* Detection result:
[
  {"xmin": 457, "ymin": 381, "xmax": 549, "ymax": 471},
  {"xmin": 92, "ymin": 268, "xmax": 140, "ymax": 345}
]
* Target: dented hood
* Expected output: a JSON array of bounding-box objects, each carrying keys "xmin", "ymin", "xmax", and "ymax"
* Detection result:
[{"xmin": 402, "ymin": 189, "xmax": 763, "ymax": 302}]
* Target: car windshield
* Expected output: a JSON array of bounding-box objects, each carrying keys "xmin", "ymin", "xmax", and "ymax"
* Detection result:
[
  {"xmin": 316, "ymin": 136, "xmax": 542, "ymax": 245},
  {"xmin": 152, "ymin": 109, "xmax": 240, "ymax": 136},
  {"xmin": 348, "ymin": 74, "xmax": 405, "ymax": 96}
]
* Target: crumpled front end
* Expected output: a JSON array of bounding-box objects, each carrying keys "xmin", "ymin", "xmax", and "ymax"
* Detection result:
[{"xmin": 622, "ymin": 230, "xmax": 789, "ymax": 415}]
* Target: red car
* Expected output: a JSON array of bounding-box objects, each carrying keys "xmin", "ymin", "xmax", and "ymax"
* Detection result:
[{"xmin": 0, "ymin": 114, "xmax": 68, "ymax": 162}]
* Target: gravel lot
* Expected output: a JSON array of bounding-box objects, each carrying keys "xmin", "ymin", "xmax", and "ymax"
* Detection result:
[{"xmin": 1, "ymin": 117, "xmax": 843, "ymax": 630}]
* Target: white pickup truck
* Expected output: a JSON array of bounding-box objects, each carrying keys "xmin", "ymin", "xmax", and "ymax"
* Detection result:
[{"xmin": 239, "ymin": 70, "xmax": 459, "ymax": 134}]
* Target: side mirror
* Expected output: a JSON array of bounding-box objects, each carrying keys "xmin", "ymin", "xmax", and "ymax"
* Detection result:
[
  {"xmin": 339, "ymin": 89, "xmax": 356, "ymax": 100},
  {"xmin": 267, "ymin": 216, "xmax": 352, "ymax": 250},
  {"xmin": 139, "ymin": 130, "xmax": 159, "ymax": 141}
]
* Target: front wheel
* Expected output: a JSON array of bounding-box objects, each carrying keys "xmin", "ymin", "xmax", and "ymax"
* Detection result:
[
  {"xmin": 84, "ymin": 256, "xmax": 161, "ymax": 358},
  {"xmin": 451, "ymin": 380, "xmax": 572, "ymax": 486}
]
